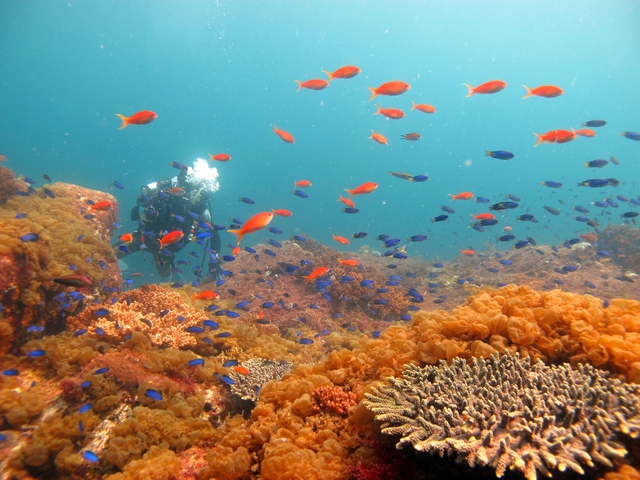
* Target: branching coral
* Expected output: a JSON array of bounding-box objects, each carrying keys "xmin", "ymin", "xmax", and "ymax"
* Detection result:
[
  {"xmin": 228, "ymin": 357, "xmax": 292, "ymax": 401},
  {"xmin": 312, "ymin": 385, "xmax": 357, "ymax": 416},
  {"xmin": 364, "ymin": 352, "xmax": 640, "ymax": 480}
]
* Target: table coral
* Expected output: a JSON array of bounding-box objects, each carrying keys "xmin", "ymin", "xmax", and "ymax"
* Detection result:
[{"xmin": 364, "ymin": 352, "xmax": 640, "ymax": 480}]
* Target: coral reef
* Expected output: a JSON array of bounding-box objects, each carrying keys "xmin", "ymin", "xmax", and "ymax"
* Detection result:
[
  {"xmin": 228, "ymin": 357, "xmax": 293, "ymax": 401},
  {"xmin": 593, "ymin": 224, "xmax": 640, "ymax": 275},
  {"xmin": 364, "ymin": 352, "xmax": 640, "ymax": 480},
  {"xmin": 0, "ymin": 166, "xmax": 28, "ymax": 204},
  {"xmin": 312, "ymin": 385, "xmax": 357, "ymax": 416}
]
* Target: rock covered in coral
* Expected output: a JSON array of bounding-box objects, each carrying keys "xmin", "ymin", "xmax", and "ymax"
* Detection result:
[
  {"xmin": 228, "ymin": 357, "xmax": 292, "ymax": 401},
  {"xmin": 364, "ymin": 352, "xmax": 640, "ymax": 480}
]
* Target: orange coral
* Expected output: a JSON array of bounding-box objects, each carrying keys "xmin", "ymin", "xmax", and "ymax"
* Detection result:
[
  {"xmin": 312, "ymin": 385, "xmax": 357, "ymax": 416},
  {"xmin": 0, "ymin": 166, "xmax": 28, "ymax": 204}
]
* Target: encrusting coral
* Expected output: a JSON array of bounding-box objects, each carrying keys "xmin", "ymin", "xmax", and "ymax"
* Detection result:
[
  {"xmin": 228, "ymin": 357, "xmax": 293, "ymax": 401},
  {"xmin": 364, "ymin": 352, "xmax": 640, "ymax": 480},
  {"xmin": 312, "ymin": 385, "xmax": 357, "ymax": 416}
]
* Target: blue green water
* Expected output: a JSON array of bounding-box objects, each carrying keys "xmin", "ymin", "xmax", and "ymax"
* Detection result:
[{"xmin": 1, "ymin": 1, "xmax": 638, "ymax": 283}]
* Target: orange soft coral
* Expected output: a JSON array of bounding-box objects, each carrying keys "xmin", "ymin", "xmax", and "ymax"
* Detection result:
[{"xmin": 312, "ymin": 385, "xmax": 357, "ymax": 416}]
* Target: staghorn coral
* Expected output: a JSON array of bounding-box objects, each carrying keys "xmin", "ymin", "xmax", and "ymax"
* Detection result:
[
  {"xmin": 312, "ymin": 385, "xmax": 357, "ymax": 416},
  {"xmin": 228, "ymin": 357, "xmax": 293, "ymax": 401},
  {"xmin": 364, "ymin": 352, "xmax": 640, "ymax": 480}
]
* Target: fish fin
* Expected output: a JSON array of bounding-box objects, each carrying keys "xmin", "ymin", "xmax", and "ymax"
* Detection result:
[
  {"xmin": 115, "ymin": 114, "xmax": 128, "ymax": 130},
  {"xmin": 533, "ymin": 132, "xmax": 543, "ymax": 147},
  {"xmin": 485, "ymin": 150, "xmax": 492, "ymax": 157},
  {"xmin": 522, "ymin": 85, "xmax": 533, "ymax": 99},
  {"xmin": 321, "ymin": 69, "xmax": 334, "ymax": 82},
  {"xmin": 344, "ymin": 188, "xmax": 354, "ymax": 198},
  {"xmin": 273, "ymin": 124, "xmax": 278, "ymax": 132},
  {"xmin": 463, "ymin": 84, "xmax": 475, "ymax": 97},
  {"xmin": 373, "ymin": 104, "xmax": 382, "ymax": 115},
  {"xmin": 227, "ymin": 229, "xmax": 243, "ymax": 246},
  {"xmin": 411, "ymin": 101, "xmax": 416, "ymax": 110},
  {"xmin": 295, "ymin": 80, "xmax": 302, "ymax": 92},
  {"xmin": 367, "ymin": 87, "xmax": 377, "ymax": 102},
  {"xmin": 448, "ymin": 194, "xmax": 456, "ymax": 202}
]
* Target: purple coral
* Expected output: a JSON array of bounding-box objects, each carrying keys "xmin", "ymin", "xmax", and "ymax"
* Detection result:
[{"xmin": 364, "ymin": 352, "xmax": 640, "ymax": 480}]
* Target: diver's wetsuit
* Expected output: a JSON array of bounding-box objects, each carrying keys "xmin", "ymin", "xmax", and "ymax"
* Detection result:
[{"xmin": 116, "ymin": 174, "xmax": 221, "ymax": 280}]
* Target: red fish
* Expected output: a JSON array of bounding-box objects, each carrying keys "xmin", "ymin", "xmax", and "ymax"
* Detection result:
[
  {"xmin": 227, "ymin": 212, "xmax": 274, "ymax": 245},
  {"xmin": 271, "ymin": 209, "xmax": 292, "ymax": 217},
  {"xmin": 119, "ymin": 233, "xmax": 134, "ymax": 243},
  {"xmin": 295, "ymin": 79, "xmax": 329, "ymax": 91},
  {"xmin": 374, "ymin": 105, "xmax": 405, "ymax": 119},
  {"xmin": 339, "ymin": 259, "xmax": 360, "ymax": 267},
  {"xmin": 232, "ymin": 246, "xmax": 240, "ymax": 256},
  {"xmin": 368, "ymin": 81, "xmax": 410, "ymax": 101},
  {"xmin": 522, "ymin": 85, "xmax": 563, "ymax": 99},
  {"xmin": 332, "ymin": 235, "xmax": 350, "ymax": 245},
  {"xmin": 159, "ymin": 230, "xmax": 184, "ymax": 248},
  {"xmin": 208, "ymin": 153, "xmax": 232, "ymax": 162},
  {"xmin": 303, "ymin": 266, "xmax": 330, "ymax": 283},
  {"xmin": 533, "ymin": 129, "xmax": 576, "ymax": 147},
  {"xmin": 338, "ymin": 195, "xmax": 355, "ymax": 208},
  {"xmin": 369, "ymin": 130, "xmax": 388, "ymax": 145},
  {"xmin": 53, "ymin": 274, "xmax": 93, "ymax": 288},
  {"xmin": 345, "ymin": 182, "xmax": 378, "ymax": 198},
  {"xmin": 449, "ymin": 192, "xmax": 474, "ymax": 201},
  {"xmin": 115, "ymin": 110, "xmax": 157, "ymax": 129},
  {"xmin": 464, "ymin": 80, "xmax": 507, "ymax": 97},
  {"xmin": 411, "ymin": 101, "xmax": 436, "ymax": 114},
  {"xmin": 322, "ymin": 66, "xmax": 361, "ymax": 81},
  {"xmin": 574, "ymin": 129, "xmax": 596, "ymax": 138},
  {"xmin": 470, "ymin": 213, "xmax": 495, "ymax": 221},
  {"xmin": 273, "ymin": 124, "xmax": 294, "ymax": 144},
  {"xmin": 461, "ymin": 248, "xmax": 475, "ymax": 256},
  {"xmin": 235, "ymin": 366, "xmax": 250, "ymax": 375},
  {"xmin": 194, "ymin": 290, "xmax": 219, "ymax": 301},
  {"xmin": 294, "ymin": 180, "xmax": 312, "ymax": 188},
  {"xmin": 401, "ymin": 133, "xmax": 421, "ymax": 141},
  {"xmin": 165, "ymin": 187, "xmax": 186, "ymax": 197},
  {"xmin": 90, "ymin": 201, "xmax": 114, "ymax": 211}
]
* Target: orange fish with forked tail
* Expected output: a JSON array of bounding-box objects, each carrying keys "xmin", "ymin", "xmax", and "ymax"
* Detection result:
[
  {"xmin": 303, "ymin": 266, "xmax": 330, "ymax": 283},
  {"xmin": 194, "ymin": 290, "xmax": 219, "ymax": 301},
  {"xmin": 90, "ymin": 201, "xmax": 114, "ymax": 211},
  {"xmin": 345, "ymin": 182, "xmax": 378, "ymax": 198},
  {"xmin": 295, "ymin": 79, "xmax": 329, "ymax": 91},
  {"xmin": 369, "ymin": 130, "xmax": 388, "ymax": 145},
  {"xmin": 339, "ymin": 259, "xmax": 360, "ymax": 267},
  {"xmin": 271, "ymin": 209, "xmax": 292, "ymax": 217},
  {"xmin": 449, "ymin": 192, "xmax": 474, "ymax": 201},
  {"xmin": 338, "ymin": 195, "xmax": 355, "ymax": 208},
  {"xmin": 322, "ymin": 65, "xmax": 361, "ymax": 81},
  {"xmin": 368, "ymin": 81, "xmax": 410, "ymax": 101},
  {"xmin": 533, "ymin": 129, "xmax": 576, "ymax": 147},
  {"xmin": 273, "ymin": 124, "xmax": 295, "ymax": 144},
  {"xmin": 411, "ymin": 101, "xmax": 436, "ymax": 113},
  {"xmin": 159, "ymin": 230, "xmax": 184, "ymax": 248},
  {"xmin": 227, "ymin": 212, "xmax": 274, "ymax": 245},
  {"xmin": 463, "ymin": 80, "xmax": 507, "ymax": 97},
  {"xmin": 115, "ymin": 110, "xmax": 157, "ymax": 129},
  {"xmin": 332, "ymin": 235, "xmax": 350, "ymax": 245},
  {"xmin": 522, "ymin": 85, "xmax": 563, "ymax": 99}
]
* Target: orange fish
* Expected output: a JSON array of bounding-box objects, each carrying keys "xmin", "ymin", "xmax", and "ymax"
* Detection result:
[
  {"xmin": 533, "ymin": 129, "xmax": 576, "ymax": 147},
  {"xmin": 345, "ymin": 182, "xmax": 378, "ymax": 198},
  {"xmin": 411, "ymin": 101, "xmax": 436, "ymax": 114},
  {"xmin": 193, "ymin": 290, "xmax": 219, "ymax": 301},
  {"xmin": 339, "ymin": 259, "xmax": 360, "ymax": 267},
  {"xmin": 401, "ymin": 133, "xmax": 421, "ymax": 141},
  {"xmin": 322, "ymin": 65, "xmax": 361, "ymax": 81},
  {"xmin": 332, "ymin": 235, "xmax": 350, "ymax": 245},
  {"xmin": 574, "ymin": 129, "xmax": 596, "ymax": 138},
  {"xmin": 294, "ymin": 180, "xmax": 312, "ymax": 188},
  {"xmin": 580, "ymin": 233, "xmax": 598, "ymax": 243},
  {"xmin": 208, "ymin": 153, "xmax": 232, "ymax": 162},
  {"xmin": 273, "ymin": 124, "xmax": 294, "ymax": 144},
  {"xmin": 159, "ymin": 230, "xmax": 184, "ymax": 248},
  {"xmin": 227, "ymin": 211, "xmax": 274, "ymax": 245},
  {"xmin": 449, "ymin": 192, "xmax": 474, "ymax": 201},
  {"xmin": 271, "ymin": 209, "xmax": 293, "ymax": 217},
  {"xmin": 338, "ymin": 195, "xmax": 355, "ymax": 208},
  {"xmin": 522, "ymin": 85, "xmax": 563, "ymax": 99},
  {"xmin": 470, "ymin": 213, "xmax": 495, "ymax": 221},
  {"xmin": 295, "ymin": 79, "xmax": 329, "ymax": 91},
  {"xmin": 303, "ymin": 266, "xmax": 330, "ymax": 283},
  {"xmin": 369, "ymin": 130, "xmax": 388, "ymax": 145},
  {"xmin": 368, "ymin": 81, "xmax": 410, "ymax": 101},
  {"xmin": 165, "ymin": 187, "xmax": 186, "ymax": 197},
  {"xmin": 234, "ymin": 366, "xmax": 250, "ymax": 375},
  {"xmin": 115, "ymin": 110, "xmax": 157, "ymax": 129},
  {"xmin": 464, "ymin": 80, "xmax": 507, "ymax": 97},
  {"xmin": 461, "ymin": 248, "xmax": 475, "ymax": 256},
  {"xmin": 90, "ymin": 201, "xmax": 114, "ymax": 211},
  {"xmin": 232, "ymin": 246, "xmax": 240, "ymax": 256},
  {"xmin": 119, "ymin": 233, "xmax": 134, "ymax": 243},
  {"xmin": 374, "ymin": 105, "xmax": 405, "ymax": 119}
]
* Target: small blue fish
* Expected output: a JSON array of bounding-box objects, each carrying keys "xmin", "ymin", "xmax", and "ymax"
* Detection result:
[
  {"xmin": 111, "ymin": 180, "xmax": 124, "ymax": 190},
  {"xmin": 299, "ymin": 338, "xmax": 314, "ymax": 345},
  {"xmin": 83, "ymin": 450, "xmax": 100, "ymax": 463},
  {"xmin": 352, "ymin": 232, "xmax": 367, "ymax": 239},
  {"xmin": 79, "ymin": 403, "xmax": 92, "ymax": 413},
  {"xmin": 360, "ymin": 279, "xmax": 374, "ymax": 286},
  {"xmin": 500, "ymin": 259, "xmax": 513, "ymax": 265},
  {"xmin": 486, "ymin": 150, "xmax": 514, "ymax": 160},
  {"xmin": 15, "ymin": 213, "xmax": 27, "ymax": 219},
  {"xmin": 267, "ymin": 239, "xmax": 282, "ymax": 248},
  {"xmin": 94, "ymin": 367, "xmax": 110, "ymax": 375},
  {"xmin": 95, "ymin": 308, "xmax": 109, "ymax": 317},
  {"xmin": 513, "ymin": 240, "xmax": 529, "ymax": 249},
  {"xmin": 268, "ymin": 227, "xmax": 283, "ymax": 235},
  {"xmin": 497, "ymin": 235, "xmax": 515, "ymax": 242},
  {"xmin": 221, "ymin": 375, "xmax": 235, "ymax": 385},
  {"xmin": 245, "ymin": 246, "xmax": 257, "ymax": 253},
  {"xmin": 286, "ymin": 265, "xmax": 300, "ymax": 272},
  {"xmin": 544, "ymin": 206, "xmax": 560, "ymax": 215},
  {"xmin": 145, "ymin": 389, "xmax": 163, "ymax": 401},
  {"xmin": 410, "ymin": 174, "xmax": 429, "ymax": 182},
  {"xmin": 2, "ymin": 369, "xmax": 19, "ymax": 376},
  {"xmin": 264, "ymin": 249, "xmax": 277, "ymax": 257},
  {"xmin": 222, "ymin": 255, "xmax": 235, "ymax": 261},
  {"xmin": 343, "ymin": 207, "xmax": 359, "ymax": 214},
  {"xmin": 540, "ymin": 181, "xmax": 563, "ymax": 188},
  {"xmin": 263, "ymin": 301, "xmax": 275, "ymax": 308},
  {"xmin": 293, "ymin": 189, "xmax": 308, "ymax": 198},
  {"xmin": 20, "ymin": 233, "xmax": 40, "ymax": 242},
  {"xmin": 431, "ymin": 215, "xmax": 448, "ymax": 222},
  {"xmin": 293, "ymin": 234, "xmax": 307, "ymax": 241},
  {"xmin": 475, "ymin": 197, "xmax": 490, "ymax": 203},
  {"xmin": 216, "ymin": 332, "xmax": 232, "ymax": 338},
  {"xmin": 188, "ymin": 358, "xmax": 205, "ymax": 367},
  {"xmin": 187, "ymin": 326, "xmax": 205, "ymax": 334},
  {"xmin": 239, "ymin": 197, "xmax": 255, "ymax": 204},
  {"xmin": 27, "ymin": 350, "xmax": 46, "ymax": 358},
  {"xmin": 433, "ymin": 263, "xmax": 444, "ymax": 268},
  {"xmin": 169, "ymin": 161, "xmax": 188, "ymax": 171}
]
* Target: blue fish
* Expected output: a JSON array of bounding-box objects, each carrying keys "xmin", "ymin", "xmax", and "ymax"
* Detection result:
[
  {"xmin": 43, "ymin": 188, "xmax": 55, "ymax": 198},
  {"xmin": 352, "ymin": 232, "xmax": 368, "ymax": 239},
  {"xmin": 544, "ymin": 206, "xmax": 560, "ymax": 215},
  {"xmin": 299, "ymin": 338, "xmax": 314, "ymax": 345},
  {"xmin": 79, "ymin": 403, "xmax": 92, "ymax": 413},
  {"xmin": 27, "ymin": 350, "xmax": 46, "ymax": 358},
  {"xmin": 94, "ymin": 367, "xmax": 110, "ymax": 374},
  {"xmin": 169, "ymin": 161, "xmax": 188, "ymax": 171},
  {"xmin": 440, "ymin": 205, "xmax": 455, "ymax": 213},
  {"xmin": 475, "ymin": 197, "xmax": 490, "ymax": 203},
  {"xmin": 498, "ymin": 235, "xmax": 515, "ymax": 242},
  {"xmin": 293, "ymin": 235, "xmax": 307, "ymax": 241},
  {"xmin": 268, "ymin": 227, "xmax": 283, "ymax": 235},
  {"xmin": 221, "ymin": 375, "xmax": 235, "ymax": 385},
  {"xmin": 486, "ymin": 150, "xmax": 514, "ymax": 160},
  {"xmin": 111, "ymin": 180, "xmax": 124, "ymax": 190},
  {"xmin": 20, "ymin": 233, "xmax": 40, "ymax": 242},
  {"xmin": 245, "ymin": 246, "xmax": 257, "ymax": 253},
  {"xmin": 188, "ymin": 358, "xmax": 205, "ymax": 367},
  {"xmin": 360, "ymin": 279, "xmax": 374, "ymax": 286},
  {"xmin": 216, "ymin": 332, "xmax": 232, "ymax": 338},
  {"xmin": 267, "ymin": 239, "xmax": 282, "ymax": 248},
  {"xmin": 264, "ymin": 249, "xmax": 277, "ymax": 257},
  {"xmin": 578, "ymin": 178, "xmax": 610, "ymax": 188},
  {"xmin": 145, "ymin": 389, "xmax": 163, "ymax": 401},
  {"xmin": 83, "ymin": 450, "xmax": 100, "ymax": 463},
  {"xmin": 2, "ymin": 369, "xmax": 19, "ymax": 376},
  {"xmin": 540, "ymin": 181, "xmax": 563, "ymax": 188},
  {"xmin": 286, "ymin": 265, "xmax": 300, "ymax": 272},
  {"xmin": 15, "ymin": 213, "xmax": 27, "ymax": 219},
  {"xmin": 410, "ymin": 174, "xmax": 429, "ymax": 182},
  {"xmin": 187, "ymin": 326, "xmax": 205, "ymax": 334},
  {"xmin": 225, "ymin": 311, "xmax": 240, "ymax": 318},
  {"xmin": 431, "ymin": 215, "xmax": 448, "ymax": 222},
  {"xmin": 513, "ymin": 240, "xmax": 529, "ymax": 249},
  {"xmin": 480, "ymin": 219, "xmax": 498, "ymax": 226},
  {"xmin": 223, "ymin": 360, "xmax": 238, "ymax": 367},
  {"xmin": 239, "ymin": 197, "xmax": 255, "ymax": 204},
  {"xmin": 433, "ymin": 263, "xmax": 445, "ymax": 268},
  {"xmin": 343, "ymin": 207, "xmax": 359, "ymax": 214},
  {"xmin": 292, "ymin": 189, "xmax": 308, "ymax": 198}
]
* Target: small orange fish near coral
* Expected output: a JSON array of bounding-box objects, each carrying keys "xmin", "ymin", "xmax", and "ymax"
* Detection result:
[
  {"xmin": 533, "ymin": 129, "xmax": 576, "ymax": 147},
  {"xmin": 339, "ymin": 259, "xmax": 360, "ymax": 267},
  {"xmin": 119, "ymin": 233, "xmax": 134, "ymax": 243},
  {"xmin": 470, "ymin": 213, "xmax": 495, "ymax": 220},
  {"xmin": 345, "ymin": 182, "xmax": 378, "ymax": 198},
  {"xmin": 369, "ymin": 130, "xmax": 388, "ymax": 145},
  {"xmin": 580, "ymin": 233, "xmax": 598, "ymax": 243},
  {"xmin": 159, "ymin": 230, "xmax": 184, "ymax": 248},
  {"xmin": 463, "ymin": 80, "xmax": 507, "ymax": 97},
  {"xmin": 294, "ymin": 180, "xmax": 312, "ymax": 188},
  {"xmin": 332, "ymin": 235, "xmax": 350, "ymax": 245},
  {"xmin": 90, "ymin": 201, "xmax": 114, "ymax": 211},
  {"xmin": 234, "ymin": 366, "xmax": 250, "ymax": 375},
  {"xmin": 374, "ymin": 105, "xmax": 405, "ymax": 119},
  {"xmin": 208, "ymin": 153, "xmax": 232, "ymax": 162},
  {"xmin": 232, "ymin": 246, "xmax": 240, "ymax": 256},
  {"xmin": 461, "ymin": 248, "xmax": 475, "ymax": 256},
  {"xmin": 115, "ymin": 110, "xmax": 157, "ymax": 129},
  {"xmin": 338, "ymin": 195, "xmax": 356, "ymax": 208},
  {"xmin": 271, "ymin": 209, "xmax": 292, "ymax": 217},
  {"xmin": 449, "ymin": 192, "xmax": 474, "ymax": 201},
  {"xmin": 273, "ymin": 124, "xmax": 295, "ymax": 144},
  {"xmin": 411, "ymin": 101, "xmax": 436, "ymax": 113},
  {"xmin": 322, "ymin": 65, "xmax": 361, "ymax": 81},
  {"xmin": 368, "ymin": 81, "xmax": 411, "ymax": 101},
  {"xmin": 522, "ymin": 85, "xmax": 563, "ymax": 99},
  {"xmin": 228, "ymin": 212, "xmax": 274, "ymax": 245},
  {"xmin": 194, "ymin": 290, "xmax": 219, "ymax": 301},
  {"xmin": 295, "ymin": 79, "xmax": 329, "ymax": 91},
  {"xmin": 303, "ymin": 266, "xmax": 330, "ymax": 283},
  {"xmin": 574, "ymin": 129, "xmax": 596, "ymax": 137}
]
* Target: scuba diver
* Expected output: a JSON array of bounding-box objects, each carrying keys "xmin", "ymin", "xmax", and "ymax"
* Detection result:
[{"xmin": 116, "ymin": 159, "xmax": 223, "ymax": 282}]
